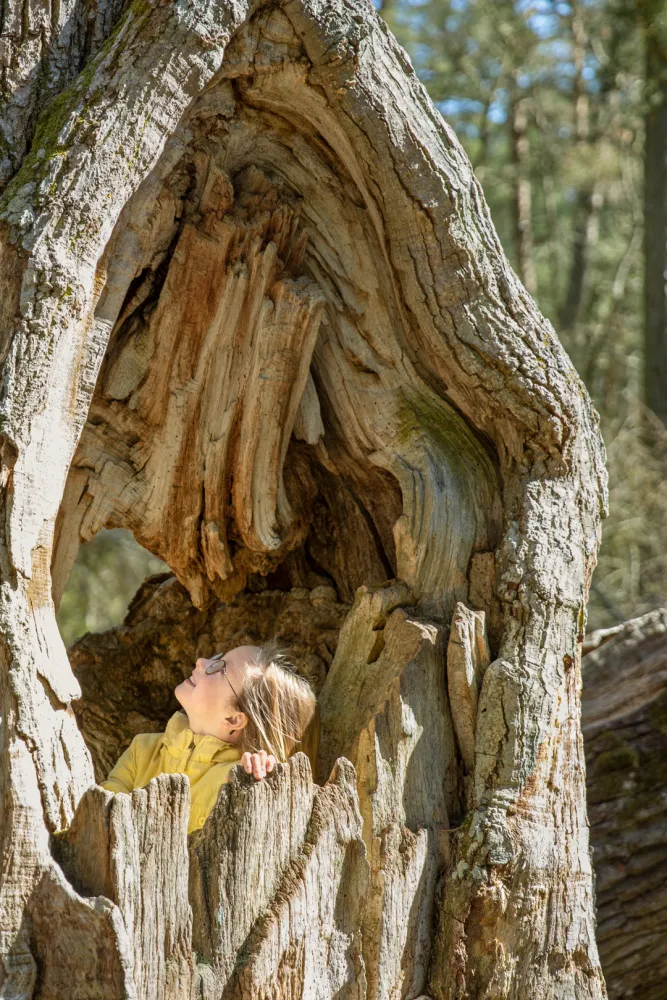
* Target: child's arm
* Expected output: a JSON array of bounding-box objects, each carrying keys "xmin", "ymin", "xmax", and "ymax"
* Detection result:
[{"xmin": 101, "ymin": 738, "xmax": 138, "ymax": 793}]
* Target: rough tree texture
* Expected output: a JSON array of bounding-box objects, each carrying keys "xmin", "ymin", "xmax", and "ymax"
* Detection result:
[
  {"xmin": 0, "ymin": 0, "xmax": 130, "ymax": 186},
  {"xmin": 582, "ymin": 610, "xmax": 667, "ymax": 1000},
  {"xmin": 0, "ymin": 0, "xmax": 609, "ymax": 997},
  {"xmin": 52, "ymin": 774, "xmax": 194, "ymax": 1000},
  {"xmin": 317, "ymin": 582, "xmax": 459, "ymax": 999},
  {"xmin": 189, "ymin": 755, "xmax": 369, "ymax": 999},
  {"xmin": 446, "ymin": 602, "xmax": 491, "ymax": 794}
]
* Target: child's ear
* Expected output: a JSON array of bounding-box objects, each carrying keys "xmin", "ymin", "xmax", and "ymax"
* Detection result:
[{"xmin": 226, "ymin": 712, "xmax": 248, "ymax": 731}]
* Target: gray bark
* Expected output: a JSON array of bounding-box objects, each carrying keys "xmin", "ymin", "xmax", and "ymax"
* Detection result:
[
  {"xmin": 0, "ymin": 0, "xmax": 608, "ymax": 997},
  {"xmin": 0, "ymin": 0, "xmax": 129, "ymax": 188}
]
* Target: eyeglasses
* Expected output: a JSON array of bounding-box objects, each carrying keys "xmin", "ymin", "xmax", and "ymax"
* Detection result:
[{"xmin": 204, "ymin": 652, "xmax": 244, "ymax": 706}]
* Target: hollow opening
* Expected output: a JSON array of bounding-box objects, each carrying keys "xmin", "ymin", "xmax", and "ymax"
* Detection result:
[
  {"xmin": 52, "ymin": 0, "xmax": 503, "ymax": 803},
  {"xmin": 61, "ymin": 547, "xmax": 353, "ymax": 783}
]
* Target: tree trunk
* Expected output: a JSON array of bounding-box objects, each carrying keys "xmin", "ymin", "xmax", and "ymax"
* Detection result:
[
  {"xmin": 583, "ymin": 610, "xmax": 667, "ymax": 1000},
  {"xmin": 0, "ymin": 0, "xmax": 608, "ymax": 997},
  {"xmin": 558, "ymin": 2, "xmax": 602, "ymax": 336},
  {"xmin": 641, "ymin": 3, "xmax": 667, "ymax": 424},
  {"xmin": 509, "ymin": 83, "xmax": 537, "ymax": 298}
]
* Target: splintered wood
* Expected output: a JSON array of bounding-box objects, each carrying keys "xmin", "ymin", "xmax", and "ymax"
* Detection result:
[
  {"xmin": 189, "ymin": 754, "xmax": 316, "ymax": 987},
  {"xmin": 54, "ymin": 165, "xmax": 326, "ymax": 608},
  {"xmin": 50, "ymin": 17, "xmax": 502, "ymax": 624},
  {"xmin": 446, "ymin": 601, "xmax": 491, "ymax": 777},
  {"xmin": 192, "ymin": 757, "xmax": 368, "ymax": 1000},
  {"xmin": 57, "ymin": 758, "xmax": 366, "ymax": 1000},
  {"xmin": 318, "ymin": 583, "xmax": 459, "ymax": 1000}
]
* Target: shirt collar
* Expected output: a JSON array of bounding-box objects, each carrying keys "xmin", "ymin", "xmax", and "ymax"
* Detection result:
[{"xmin": 160, "ymin": 711, "xmax": 242, "ymax": 763}]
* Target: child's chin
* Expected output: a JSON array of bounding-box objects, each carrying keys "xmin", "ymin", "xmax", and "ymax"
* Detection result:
[{"xmin": 174, "ymin": 681, "xmax": 189, "ymax": 702}]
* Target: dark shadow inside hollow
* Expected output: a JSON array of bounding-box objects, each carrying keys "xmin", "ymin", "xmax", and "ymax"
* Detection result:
[{"xmin": 65, "ymin": 563, "xmax": 352, "ymax": 783}]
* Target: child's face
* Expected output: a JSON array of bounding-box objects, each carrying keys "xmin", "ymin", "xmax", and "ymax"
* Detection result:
[{"xmin": 174, "ymin": 644, "xmax": 259, "ymax": 738}]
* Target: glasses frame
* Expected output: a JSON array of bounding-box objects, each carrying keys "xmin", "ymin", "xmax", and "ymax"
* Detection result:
[{"xmin": 204, "ymin": 651, "xmax": 244, "ymax": 708}]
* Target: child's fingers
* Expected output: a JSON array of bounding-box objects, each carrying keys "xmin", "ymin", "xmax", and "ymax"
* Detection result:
[
  {"xmin": 258, "ymin": 751, "xmax": 270, "ymax": 778},
  {"xmin": 241, "ymin": 751, "xmax": 276, "ymax": 779}
]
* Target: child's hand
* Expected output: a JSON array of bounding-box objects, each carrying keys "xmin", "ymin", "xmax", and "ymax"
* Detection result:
[{"xmin": 241, "ymin": 750, "xmax": 276, "ymax": 780}]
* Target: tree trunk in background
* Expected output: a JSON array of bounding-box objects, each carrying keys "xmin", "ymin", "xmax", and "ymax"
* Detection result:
[
  {"xmin": 642, "ymin": 4, "xmax": 667, "ymax": 425},
  {"xmin": 559, "ymin": 2, "xmax": 602, "ymax": 335},
  {"xmin": 583, "ymin": 610, "xmax": 667, "ymax": 1000},
  {"xmin": 0, "ymin": 0, "xmax": 608, "ymax": 997},
  {"xmin": 509, "ymin": 83, "xmax": 537, "ymax": 297}
]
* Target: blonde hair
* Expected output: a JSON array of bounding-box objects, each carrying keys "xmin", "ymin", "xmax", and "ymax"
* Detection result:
[{"xmin": 237, "ymin": 641, "xmax": 317, "ymax": 762}]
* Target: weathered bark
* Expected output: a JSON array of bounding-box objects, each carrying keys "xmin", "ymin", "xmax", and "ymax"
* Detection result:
[
  {"xmin": 446, "ymin": 601, "xmax": 490, "ymax": 793},
  {"xmin": 190, "ymin": 754, "xmax": 369, "ymax": 999},
  {"xmin": 53, "ymin": 774, "xmax": 194, "ymax": 1000},
  {"xmin": 582, "ymin": 610, "xmax": 667, "ymax": 1000},
  {"xmin": 0, "ymin": 0, "xmax": 608, "ymax": 996},
  {"xmin": 318, "ymin": 582, "xmax": 458, "ymax": 999},
  {"xmin": 0, "ymin": 0, "xmax": 130, "ymax": 189},
  {"xmin": 57, "ymin": 755, "xmax": 370, "ymax": 1000}
]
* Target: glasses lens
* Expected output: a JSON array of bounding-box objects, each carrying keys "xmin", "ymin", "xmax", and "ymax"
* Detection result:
[{"xmin": 205, "ymin": 653, "xmax": 226, "ymax": 674}]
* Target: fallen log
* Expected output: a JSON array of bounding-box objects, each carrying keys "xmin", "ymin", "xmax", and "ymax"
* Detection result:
[{"xmin": 583, "ymin": 609, "xmax": 667, "ymax": 1000}]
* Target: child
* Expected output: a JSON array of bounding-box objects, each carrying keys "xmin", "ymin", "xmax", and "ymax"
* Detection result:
[{"xmin": 102, "ymin": 641, "xmax": 317, "ymax": 834}]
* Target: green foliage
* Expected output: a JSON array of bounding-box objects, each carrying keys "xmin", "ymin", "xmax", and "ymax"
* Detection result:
[{"xmin": 56, "ymin": 529, "xmax": 169, "ymax": 647}]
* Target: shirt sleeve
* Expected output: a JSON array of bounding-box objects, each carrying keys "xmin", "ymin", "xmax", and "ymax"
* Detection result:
[{"xmin": 101, "ymin": 738, "xmax": 137, "ymax": 794}]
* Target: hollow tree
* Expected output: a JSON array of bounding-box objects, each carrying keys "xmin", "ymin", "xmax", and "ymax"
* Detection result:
[{"xmin": 0, "ymin": 0, "xmax": 609, "ymax": 997}]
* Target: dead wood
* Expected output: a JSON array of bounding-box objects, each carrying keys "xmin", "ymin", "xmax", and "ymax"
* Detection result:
[{"xmin": 583, "ymin": 609, "xmax": 667, "ymax": 1000}]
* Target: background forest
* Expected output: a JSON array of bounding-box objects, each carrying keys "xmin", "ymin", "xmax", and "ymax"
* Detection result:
[{"xmin": 56, "ymin": 0, "xmax": 667, "ymax": 646}]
